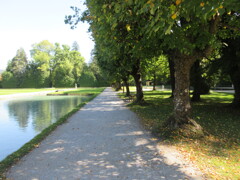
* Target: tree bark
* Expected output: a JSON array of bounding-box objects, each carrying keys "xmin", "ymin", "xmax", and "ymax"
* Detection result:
[
  {"xmin": 166, "ymin": 55, "xmax": 203, "ymax": 136},
  {"xmin": 191, "ymin": 60, "xmax": 201, "ymax": 102},
  {"xmin": 133, "ymin": 73, "xmax": 144, "ymax": 103},
  {"xmin": 222, "ymin": 38, "xmax": 240, "ymax": 107},
  {"xmin": 191, "ymin": 60, "xmax": 210, "ymax": 102},
  {"xmin": 173, "ymin": 57, "xmax": 193, "ymax": 125},
  {"xmin": 123, "ymin": 78, "xmax": 130, "ymax": 97},
  {"xmin": 229, "ymin": 68, "xmax": 240, "ymax": 107},
  {"xmin": 131, "ymin": 59, "xmax": 144, "ymax": 103},
  {"xmin": 168, "ymin": 58, "xmax": 175, "ymax": 98}
]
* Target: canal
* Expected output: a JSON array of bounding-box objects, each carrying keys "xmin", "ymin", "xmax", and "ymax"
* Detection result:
[{"xmin": 0, "ymin": 95, "xmax": 88, "ymax": 161}]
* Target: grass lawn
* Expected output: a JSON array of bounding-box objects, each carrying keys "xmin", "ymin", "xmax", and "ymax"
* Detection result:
[
  {"xmin": 48, "ymin": 87, "xmax": 105, "ymax": 95},
  {"xmin": 0, "ymin": 88, "xmax": 56, "ymax": 95},
  {"xmin": 0, "ymin": 88, "xmax": 106, "ymax": 96},
  {"xmin": 120, "ymin": 91, "xmax": 240, "ymax": 179}
]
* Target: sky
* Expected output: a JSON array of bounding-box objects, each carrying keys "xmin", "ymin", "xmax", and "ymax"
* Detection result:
[{"xmin": 0, "ymin": 0, "xmax": 94, "ymax": 70}]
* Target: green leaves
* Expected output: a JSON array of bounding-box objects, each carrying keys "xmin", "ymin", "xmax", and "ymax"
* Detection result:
[{"xmin": 114, "ymin": 3, "xmax": 121, "ymax": 13}]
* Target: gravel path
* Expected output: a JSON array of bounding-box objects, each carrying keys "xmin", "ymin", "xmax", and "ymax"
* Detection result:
[{"xmin": 6, "ymin": 88, "xmax": 203, "ymax": 180}]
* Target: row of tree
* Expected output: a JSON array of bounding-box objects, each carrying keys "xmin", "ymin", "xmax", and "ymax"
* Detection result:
[
  {"xmin": 1, "ymin": 40, "xmax": 108, "ymax": 88},
  {"xmin": 66, "ymin": 1, "xmax": 240, "ymax": 135}
]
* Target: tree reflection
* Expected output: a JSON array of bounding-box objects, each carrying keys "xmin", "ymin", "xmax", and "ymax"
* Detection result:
[
  {"xmin": 7, "ymin": 96, "xmax": 86, "ymax": 133},
  {"xmin": 8, "ymin": 101, "xmax": 30, "ymax": 129}
]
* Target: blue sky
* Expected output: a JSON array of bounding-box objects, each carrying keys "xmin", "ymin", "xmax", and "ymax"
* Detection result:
[{"xmin": 0, "ymin": 0, "xmax": 94, "ymax": 70}]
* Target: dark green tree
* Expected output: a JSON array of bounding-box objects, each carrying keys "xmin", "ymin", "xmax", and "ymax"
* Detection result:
[
  {"xmin": 220, "ymin": 37, "xmax": 240, "ymax": 107},
  {"xmin": 7, "ymin": 48, "xmax": 28, "ymax": 87}
]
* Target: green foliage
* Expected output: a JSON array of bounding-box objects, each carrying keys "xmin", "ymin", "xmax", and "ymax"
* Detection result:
[
  {"xmin": 5, "ymin": 48, "xmax": 28, "ymax": 87},
  {"xmin": 52, "ymin": 43, "xmax": 85, "ymax": 87},
  {"xmin": 1, "ymin": 40, "xmax": 101, "ymax": 88},
  {"xmin": 143, "ymin": 55, "xmax": 170, "ymax": 85},
  {"xmin": 78, "ymin": 62, "xmax": 108, "ymax": 87},
  {"xmin": 1, "ymin": 71, "xmax": 17, "ymax": 88},
  {"xmin": 65, "ymin": 0, "xmax": 240, "ymax": 118},
  {"xmin": 53, "ymin": 60, "xmax": 75, "ymax": 87},
  {"xmin": 79, "ymin": 69, "xmax": 96, "ymax": 87}
]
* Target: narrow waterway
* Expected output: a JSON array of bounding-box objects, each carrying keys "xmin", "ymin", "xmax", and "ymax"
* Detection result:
[{"xmin": 0, "ymin": 95, "xmax": 88, "ymax": 161}]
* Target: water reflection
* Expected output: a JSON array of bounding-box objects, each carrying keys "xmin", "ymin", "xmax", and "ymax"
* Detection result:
[{"xmin": 0, "ymin": 95, "xmax": 88, "ymax": 161}]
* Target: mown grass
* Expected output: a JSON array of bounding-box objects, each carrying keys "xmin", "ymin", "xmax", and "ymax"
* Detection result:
[
  {"xmin": 119, "ymin": 91, "xmax": 240, "ymax": 179},
  {"xmin": 0, "ymin": 88, "xmax": 57, "ymax": 95},
  {"xmin": 0, "ymin": 87, "xmax": 105, "ymax": 179},
  {"xmin": 48, "ymin": 88, "xmax": 105, "ymax": 96}
]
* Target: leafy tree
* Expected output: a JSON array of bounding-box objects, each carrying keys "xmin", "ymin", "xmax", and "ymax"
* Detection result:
[
  {"xmin": 137, "ymin": 1, "xmax": 239, "ymax": 134},
  {"xmin": 72, "ymin": 41, "xmax": 80, "ymax": 51},
  {"xmin": 66, "ymin": 1, "xmax": 239, "ymax": 135},
  {"xmin": 220, "ymin": 37, "xmax": 240, "ymax": 107},
  {"xmin": 144, "ymin": 55, "xmax": 169, "ymax": 90},
  {"xmin": 52, "ymin": 43, "xmax": 84, "ymax": 87},
  {"xmin": 217, "ymin": 11, "xmax": 240, "ymax": 107},
  {"xmin": 88, "ymin": 57, "xmax": 108, "ymax": 87},
  {"xmin": 70, "ymin": 50, "xmax": 85, "ymax": 86},
  {"xmin": 7, "ymin": 48, "xmax": 28, "ymax": 87},
  {"xmin": 1, "ymin": 71, "xmax": 17, "ymax": 88},
  {"xmin": 31, "ymin": 40, "xmax": 54, "ymax": 87},
  {"xmin": 66, "ymin": 0, "xmax": 157, "ymax": 103},
  {"xmin": 78, "ymin": 63, "xmax": 96, "ymax": 87}
]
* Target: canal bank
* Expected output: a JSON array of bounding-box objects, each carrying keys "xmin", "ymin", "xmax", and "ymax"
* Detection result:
[
  {"xmin": 0, "ymin": 88, "xmax": 75, "ymax": 100},
  {"xmin": 0, "ymin": 95, "xmax": 89, "ymax": 161},
  {"xmin": 0, "ymin": 88, "xmax": 104, "ymax": 178}
]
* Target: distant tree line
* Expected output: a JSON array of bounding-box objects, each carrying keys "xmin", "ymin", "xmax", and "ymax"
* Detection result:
[{"xmin": 0, "ymin": 40, "xmax": 108, "ymax": 88}]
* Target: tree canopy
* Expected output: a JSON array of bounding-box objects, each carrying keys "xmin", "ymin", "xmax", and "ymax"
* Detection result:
[
  {"xmin": 1, "ymin": 40, "xmax": 107, "ymax": 88},
  {"xmin": 66, "ymin": 0, "xmax": 240, "ymax": 135}
]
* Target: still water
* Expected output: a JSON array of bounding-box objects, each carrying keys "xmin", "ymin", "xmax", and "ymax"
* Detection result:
[{"xmin": 0, "ymin": 95, "xmax": 88, "ymax": 161}]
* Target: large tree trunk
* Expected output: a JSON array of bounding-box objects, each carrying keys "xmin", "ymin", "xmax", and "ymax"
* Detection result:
[
  {"xmin": 173, "ymin": 57, "xmax": 193, "ymax": 124},
  {"xmin": 114, "ymin": 81, "xmax": 122, "ymax": 91},
  {"xmin": 166, "ymin": 55, "xmax": 203, "ymax": 136},
  {"xmin": 131, "ymin": 59, "xmax": 144, "ymax": 104},
  {"xmin": 133, "ymin": 73, "xmax": 144, "ymax": 103},
  {"xmin": 191, "ymin": 60, "xmax": 201, "ymax": 102},
  {"xmin": 223, "ymin": 38, "xmax": 240, "ymax": 108},
  {"xmin": 123, "ymin": 78, "xmax": 130, "ymax": 97},
  {"xmin": 229, "ymin": 68, "xmax": 240, "ymax": 107},
  {"xmin": 168, "ymin": 58, "xmax": 175, "ymax": 98},
  {"xmin": 191, "ymin": 60, "xmax": 210, "ymax": 102}
]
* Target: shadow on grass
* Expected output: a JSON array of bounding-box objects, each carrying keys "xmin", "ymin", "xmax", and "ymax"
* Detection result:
[
  {"xmin": 119, "ymin": 90, "xmax": 240, "ymax": 179},
  {"xmin": 124, "ymin": 90, "xmax": 239, "ymax": 153}
]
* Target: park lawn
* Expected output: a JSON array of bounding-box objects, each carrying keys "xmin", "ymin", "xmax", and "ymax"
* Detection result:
[
  {"xmin": 0, "ymin": 88, "xmax": 57, "ymax": 95},
  {"xmin": 48, "ymin": 87, "xmax": 105, "ymax": 95},
  {"xmin": 120, "ymin": 91, "xmax": 240, "ymax": 179}
]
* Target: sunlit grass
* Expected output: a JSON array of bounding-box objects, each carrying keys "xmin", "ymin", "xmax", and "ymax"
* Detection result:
[
  {"xmin": 119, "ymin": 91, "xmax": 240, "ymax": 179},
  {"xmin": 48, "ymin": 88, "xmax": 105, "ymax": 95},
  {"xmin": 0, "ymin": 88, "xmax": 56, "ymax": 95},
  {"xmin": 0, "ymin": 87, "xmax": 105, "ymax": 96}
]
